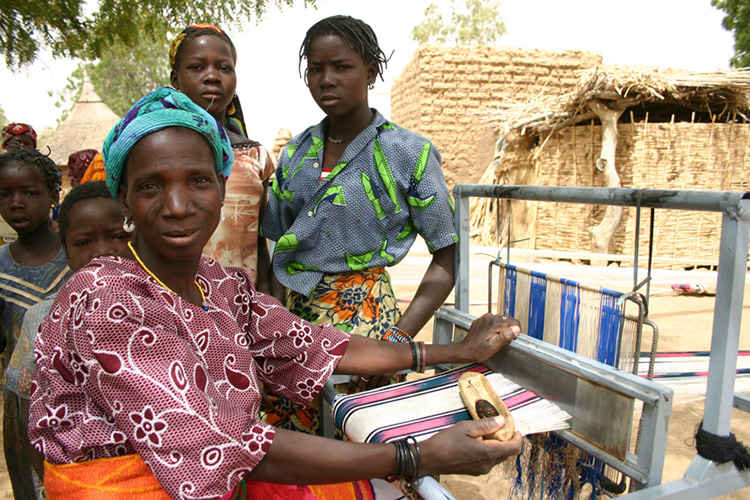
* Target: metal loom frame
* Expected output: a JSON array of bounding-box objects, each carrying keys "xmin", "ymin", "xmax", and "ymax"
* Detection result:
[{"xmin": 442, "ymin": 185, "xmax": 750, "ymax": 498}]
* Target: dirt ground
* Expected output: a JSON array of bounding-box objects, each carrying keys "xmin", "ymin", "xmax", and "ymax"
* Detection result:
[{"xmin": 0, "ymin": 243, "xmax": 747, "ymax": 499}]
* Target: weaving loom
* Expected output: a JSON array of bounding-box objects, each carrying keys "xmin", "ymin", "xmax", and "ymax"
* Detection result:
[
  {"xmin": 324, "ymin": 257, "xmax": 657, "ymax": 498},
  {"xmin": 442, "ymin": 184, "xmax": 750, "ymax": 499},
  {"xmin": 489, "ymin": 261, "xmax": 656, "ymax": 497}
]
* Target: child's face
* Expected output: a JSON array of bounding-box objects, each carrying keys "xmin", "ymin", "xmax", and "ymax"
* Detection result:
[
  {"xmin": 4, "ymin": 135, "xmax": 35, "ymax": 151},
  {"xmin": 305, "ymin": 34, "xmax": 376, "ymax": 120},
  {"xmin": 64, "ymin": 197, "xmax": 131, "ymax": 271},
  {"xmin": 0, "ymin": 161, "xmax": 57, "ymax": 235},
  {"xmin": 170, "ymin": 35, "xmax": 237, "ymax": 117}
]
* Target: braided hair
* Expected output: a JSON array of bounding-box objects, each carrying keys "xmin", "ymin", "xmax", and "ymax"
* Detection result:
[
  {"xmin": 0, "ymin": 148, "xmax": 62, "ymax": 194},
  {"xmin": 298, "ymin": 15, "xmax": 391, "ymax": 82},
  {"xmin": 57, "ymin": 181, "xmax": 114, "ymax": 247}
]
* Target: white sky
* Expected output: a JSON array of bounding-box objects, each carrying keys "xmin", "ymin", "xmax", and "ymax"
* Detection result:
[{"xmin": 0, "ymin": 0, "xmax": 735, "ymax": 150}]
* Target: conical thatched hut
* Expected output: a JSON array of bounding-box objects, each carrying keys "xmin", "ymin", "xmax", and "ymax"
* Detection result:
[
  {"xmin": 43, "ymin": 73, "xmax": 120, "ymax": 169},
  {"xmin": 473, "ymin": 66, "xmax": 750, "ymax": 268}
]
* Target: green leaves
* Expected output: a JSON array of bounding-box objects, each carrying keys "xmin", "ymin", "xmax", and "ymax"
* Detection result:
[
  {"xmin": 285, "ymin": 260, "xmax": 318, "ymax": 276},
  {"xmin": 712, "ymin": 0, "xmax": 750, "ymax": 67},
  {"xmin": 313, "ymin": 185, "xmax": 346, "ymax": 215},
  {"xmin": 362, "ymin": 172, "xmax": 386, "ymax": 220},
  {"xmin": 275, "ymin": 233, "xmax": 300, "ymax": 253},
  {"xmin": 413, "ymin": 141, "xmax": 431, "ymax": 183},
  {"xmin": 1, "ymin": 0, "xmax": 85, "ymax": 67},
  {"xmin": 85, "ymin": 26, "xmax": 170, "ymax": 116},
  {"xmin": 2, "ymin": 0, "xmax": 316, "ymax": 69},
  {"xmin": 345, "ymin": 250, "xmax": 375, "ymax": 271},
  {"xmin": 411, "ymin": 0, "xmax": 506, "ymax": 46},
  {"xmin": 374, "ymin": 138, "xmax": 401, "ymax": 213}
]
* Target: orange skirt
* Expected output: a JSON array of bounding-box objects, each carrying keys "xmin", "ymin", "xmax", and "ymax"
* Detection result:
[
  {"xmin": 44, "ymin": 454, "xmax": 168, "ymax": 499},
  {"xmin": 44, "ymin": 454, "xmax": 379, "ymax": 500}
]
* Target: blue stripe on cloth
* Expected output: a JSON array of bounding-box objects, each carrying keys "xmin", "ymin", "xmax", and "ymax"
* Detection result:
[
  {"xmin": 559, "ymin": 279, "xmax": 580, "ymax": 352},
  {"xmin": 528, "ymin": 270, "xmax": 547, "ymax": 340},
  {"xmin": 597, "ymin": 291, "xmax": 622, "ymax": 366},
  {"xmin": 505, "ymin": 264, "xmax": 517, "ymax": 318}
]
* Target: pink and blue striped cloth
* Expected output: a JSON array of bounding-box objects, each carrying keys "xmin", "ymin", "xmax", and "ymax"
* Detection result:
[{"xmin": 333, "ymin": 364, "xmax": 570, "ymax": 444}]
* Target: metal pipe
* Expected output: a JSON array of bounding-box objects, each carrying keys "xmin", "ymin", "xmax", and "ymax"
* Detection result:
[{"xmin": 453, "ymin": 185, "xmax": 750, "ymax": 214}]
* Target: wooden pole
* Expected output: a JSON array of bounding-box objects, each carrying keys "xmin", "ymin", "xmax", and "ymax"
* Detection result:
[{"xmin": 588, "ymin": 99, "xmax": 627, "ymax": 265}]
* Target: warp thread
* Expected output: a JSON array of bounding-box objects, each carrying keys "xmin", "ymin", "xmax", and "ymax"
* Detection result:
[
  {"xmin": 510, "ymin": 434, "xmax": 608, "ymax": 500},
  {"xmin": 695, "ymin": 421, "xmax": 750, "ymax": 470}
]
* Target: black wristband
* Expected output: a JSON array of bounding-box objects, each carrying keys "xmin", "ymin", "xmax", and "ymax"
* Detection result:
[
  {"xmin": 405, "ymin": 435, "xmax": 421, "ymax": 481},
  {"xmin": 410, "ymin": 341, "xmax": 419, "ymax": 372},
  {"xmin": 385, "ymin": 436, "xmax": 422, "ymax": 482}
]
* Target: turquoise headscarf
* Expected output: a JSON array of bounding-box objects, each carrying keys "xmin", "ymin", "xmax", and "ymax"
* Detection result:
[{"xmin": 102, "ymin": 87, "xmax": 234, "ymax": 198}]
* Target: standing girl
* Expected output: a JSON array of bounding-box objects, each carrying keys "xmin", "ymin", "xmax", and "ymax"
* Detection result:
[
  {"xmin": 169, "ymin": 24, "xmax": 275, "ymax": 291},
  {"xmin": 260, "ymin": 15, "xmax": 457, "ymax": 435},
  {"xmin": 0, "ymin": 148, "xmax": 72, "ymax": 498},
  {"xmin": 4, "ymin": 181, "xmax": 131, "ymax": 499}
]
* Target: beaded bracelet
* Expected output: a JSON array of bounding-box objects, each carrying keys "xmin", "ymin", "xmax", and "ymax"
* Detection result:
[
  {"xmin": 383, "ymin": 325, "xmax": 413, "ymax": 343},
  {"xmin": 385, "ymin": 435, "xmax": 422, "ymax": 482},
  {"xmin": 383, "ymin": 326, "xmax": 426, "ymax": 373}
]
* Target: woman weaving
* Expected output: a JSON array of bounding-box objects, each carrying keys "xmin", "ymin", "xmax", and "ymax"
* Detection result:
[{"xmin": 29, "ymin": 88, "xmax": 522, "ymax": 500}]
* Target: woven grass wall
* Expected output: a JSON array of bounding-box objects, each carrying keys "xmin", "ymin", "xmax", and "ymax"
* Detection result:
[
  {"xmin": 524, "ymin": 122, "xmax": 750, "ymax": 268},
  {"xmin": 491, "ymin": 119, "xmax": 749, "ymax": 267}
]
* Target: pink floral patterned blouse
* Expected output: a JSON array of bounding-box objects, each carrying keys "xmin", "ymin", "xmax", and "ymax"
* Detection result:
[{"xmin": 29, "ymin": 256, "xmax": 349, "ymax": 499}]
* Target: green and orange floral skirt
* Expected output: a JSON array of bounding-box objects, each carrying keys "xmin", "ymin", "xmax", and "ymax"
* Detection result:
[{"xmin": 261, "ymin": 268, "xmax": 403, "ymax": 435}]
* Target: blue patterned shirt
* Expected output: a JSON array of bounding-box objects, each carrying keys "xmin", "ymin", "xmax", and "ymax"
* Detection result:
[
  {"xmin": 0, "ymin": 246, "xmax": 71, "ymax": 381},
  {"xmin": 261, "ymin": 110, "xmax": 457, "ymax": 296}
]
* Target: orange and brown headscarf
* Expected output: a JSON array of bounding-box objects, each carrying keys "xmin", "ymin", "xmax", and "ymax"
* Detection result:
[
  {"xmin": 80, "ymin": 153, "xmax": 105, "ymax": 184},
  {"xmin": 169, "ymin": 24, "xmax": 230, "ymax": 69}
]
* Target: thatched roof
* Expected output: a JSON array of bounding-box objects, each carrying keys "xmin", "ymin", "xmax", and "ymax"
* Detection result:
[
  {"xmin": 44, "ymin": 73, "xmax": 120, "ymax": 165},
  {"xmin": 483, "ymin": 66, "xmax": 750, "ymax": 138}
]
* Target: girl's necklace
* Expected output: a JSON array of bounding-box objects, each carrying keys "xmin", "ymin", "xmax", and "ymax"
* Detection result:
[
  {"xmin": 326, "ymin": 136, "xmax": 355, "ymax": 144},
  {"xmin": 127, "ymin": 241, "xmax": 207, "ymax": 311}
]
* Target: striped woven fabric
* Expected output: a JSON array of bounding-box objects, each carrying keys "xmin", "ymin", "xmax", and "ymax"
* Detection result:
[
  {"xmin": 500, "ymin": 262, "xmax": 634, "ymax": 369},
  {"xmin": 637, "ymin": 350, "xmax": 750, "ymax": 394},
  {"xmin": 333, "ymin": 364, "xmax": 570, "ymax": 444}
]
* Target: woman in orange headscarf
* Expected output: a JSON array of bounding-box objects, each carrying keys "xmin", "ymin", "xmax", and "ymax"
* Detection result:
[{"xmin": 79, "ymin": 153, "xmax": 105, "ymax": 184}]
